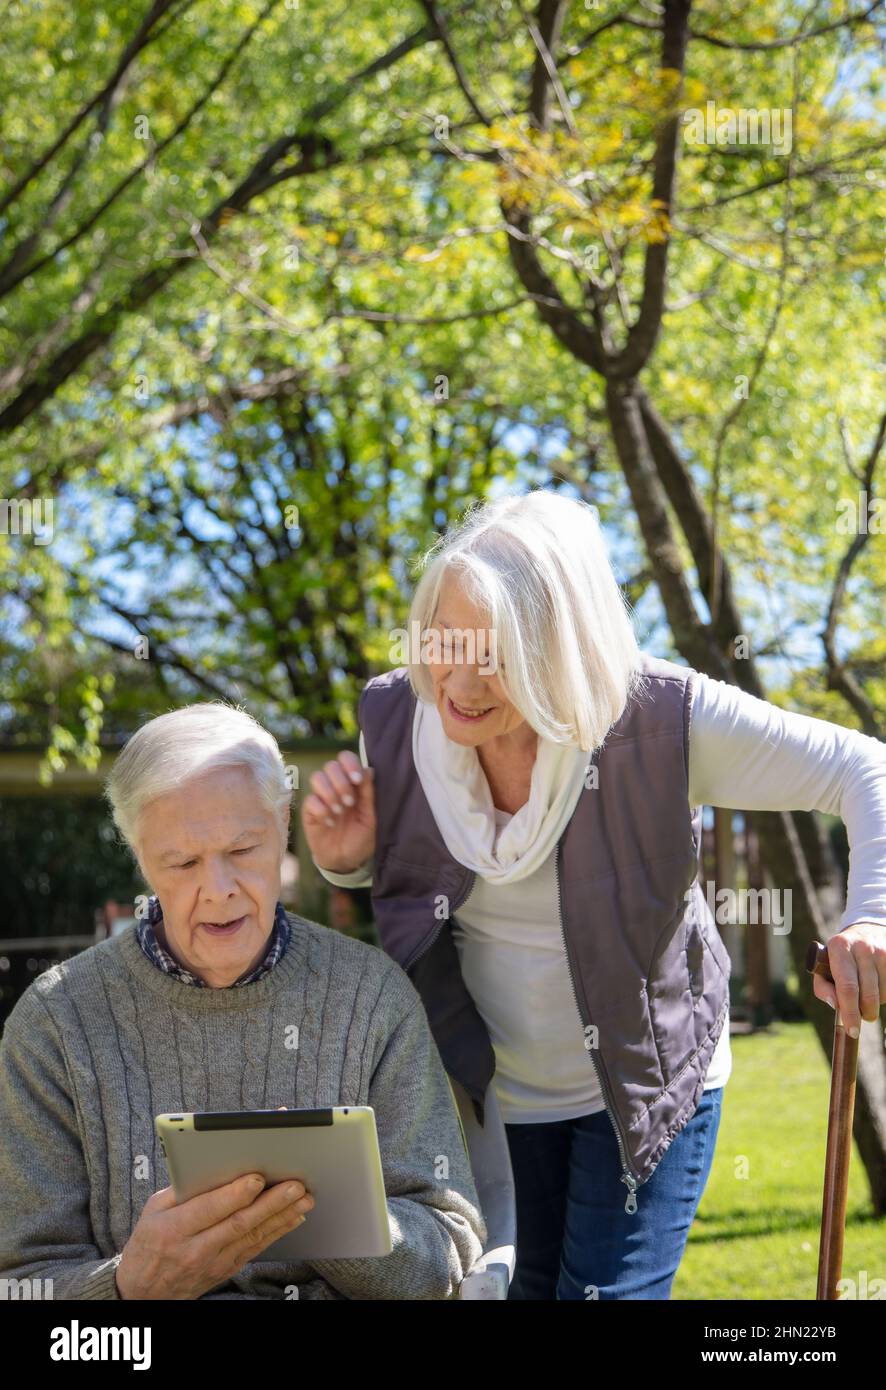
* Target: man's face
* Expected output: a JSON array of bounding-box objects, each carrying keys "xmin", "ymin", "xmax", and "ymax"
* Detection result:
[{"xmin": 136, "ymin": 764, "xmax": 287, "ymax": 988}]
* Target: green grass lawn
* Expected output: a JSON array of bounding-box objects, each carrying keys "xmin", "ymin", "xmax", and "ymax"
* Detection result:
[{"xmin": 674, "ymin": 1022, "xmax": 885, "ymax": 1300}]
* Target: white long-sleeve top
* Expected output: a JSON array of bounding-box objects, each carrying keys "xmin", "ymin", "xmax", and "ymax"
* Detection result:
[{"xmin": 315, "ymin": 672, "xmax": 886, "ymax": 1124}]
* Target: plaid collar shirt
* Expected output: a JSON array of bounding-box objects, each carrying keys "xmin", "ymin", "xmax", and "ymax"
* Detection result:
[{"xmin": 135, "ymin": 896, "xmax": 291, "ymax": 987}]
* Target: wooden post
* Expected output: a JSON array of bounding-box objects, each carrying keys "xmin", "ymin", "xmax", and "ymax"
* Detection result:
[
  {"xmin": 744, "ymin": 816, "xmax": 772, "ymax": 1027},
  {"xmin": 713, "ymin": 806, "xmax": 735, "ymax": 909}
]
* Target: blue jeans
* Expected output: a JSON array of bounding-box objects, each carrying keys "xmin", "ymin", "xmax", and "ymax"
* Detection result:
[{"xmin": 505, "ymin": 1086, "xmax": 724, "ymax": 1300}]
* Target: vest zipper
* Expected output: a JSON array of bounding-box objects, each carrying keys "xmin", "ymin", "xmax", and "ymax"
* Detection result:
[{"xmin": 554, "ymin": 837, "xmax": 640, "ymax": 1215}]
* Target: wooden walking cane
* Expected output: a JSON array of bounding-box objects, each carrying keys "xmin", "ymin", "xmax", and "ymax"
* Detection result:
[{"xmin": 805, "ymin": 939, "xmax": 859, "ymax": 1301}]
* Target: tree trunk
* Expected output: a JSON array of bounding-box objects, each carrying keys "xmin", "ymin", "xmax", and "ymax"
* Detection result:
[{"xmin": 744, "ymin": 818, "xmax": 772, "ymax": 1028}]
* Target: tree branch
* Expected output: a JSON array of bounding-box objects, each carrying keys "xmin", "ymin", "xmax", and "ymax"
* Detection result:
[
  {"xmin": 0, "ymin": 23, "xmax": 433, "ymax": 436},
  {"xmin": 0, "ymin": 0, "xmax": 192, "ymax": 217},
  {"xmin": 607, "ymin": 0, "xmax": 692, "ymax": 380},
  {"xmin": 0, "ymin": 0, "xmax": 276, "ymax": 300},
  {"xmin": 821, "ymin": 407, "xmax": 886, "ymax": 737}
]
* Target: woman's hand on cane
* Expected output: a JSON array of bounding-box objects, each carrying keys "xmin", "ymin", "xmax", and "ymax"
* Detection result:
[
  {"xmin": 301, "ymin": 749, "xmax": 376, "ymax": 874},
  {"xmin": 813, "ymin": 921, "xmax": 886, "ymax": 1038}
]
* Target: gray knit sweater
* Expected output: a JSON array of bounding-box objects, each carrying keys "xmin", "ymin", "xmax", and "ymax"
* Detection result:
[{"xmin": 0, "ymin": 915, "xmax": 486, "ymax": 1300}]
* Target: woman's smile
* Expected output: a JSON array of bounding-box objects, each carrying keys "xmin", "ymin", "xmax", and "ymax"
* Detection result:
[{"xmin": 447, "ymin": 695, "xmax": 495, "ymax": 723}]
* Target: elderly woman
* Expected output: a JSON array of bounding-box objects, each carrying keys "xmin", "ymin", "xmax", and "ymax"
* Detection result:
[
  {"xmin": 303, "ymin": 489, "xmax": 886, "ymax": 1301},
  {"xmin": 0, "ymin": 704, "xmax": 485, "ymax": 1300}
]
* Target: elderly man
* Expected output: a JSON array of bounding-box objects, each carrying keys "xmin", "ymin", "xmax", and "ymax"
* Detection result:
[{"xmin": 0, "ymin": 702, "xmax": 485, "ymax": 1300}]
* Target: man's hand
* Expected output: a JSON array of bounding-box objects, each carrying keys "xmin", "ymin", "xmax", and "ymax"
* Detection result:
[
  {"xmin": 813, "ymin": 921, "xmax": 886, "ymax": 1037},
  {"xmin": 115, "ymin": 1172, "xmax": 314, "ymax": 1300}
]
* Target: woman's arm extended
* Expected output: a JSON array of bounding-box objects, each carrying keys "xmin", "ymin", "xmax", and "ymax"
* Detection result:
[
  {"xmin": 0, "ymin": 986, "xmax": 123, "ymax": 1299},
  {"xmin": 309, "ymin": 969, "xmax": 487, "ymax": 1299},
  {"xmin": 688, "ymin": 671, "xmax": 886, "ymax": 1031},
  {"xmin": 688, "ymin": 672, "xmax": 886, "ymax": 931}
]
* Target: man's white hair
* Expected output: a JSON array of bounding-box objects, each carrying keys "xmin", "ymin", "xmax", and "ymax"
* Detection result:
[
  {"xmin": 407, "ymin": 489, "xmax": 646, "ymax": 750},
  {"xmin": 105, "ymin": 702, "xmax": 291, "ymax": 853}
]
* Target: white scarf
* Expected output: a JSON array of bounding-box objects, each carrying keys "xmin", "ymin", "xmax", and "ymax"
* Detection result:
[{"xmin": 412, "ymin": 697, "xmax": 591, "ymax": 884}]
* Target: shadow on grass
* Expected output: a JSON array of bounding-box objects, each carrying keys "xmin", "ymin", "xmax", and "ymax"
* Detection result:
[{"xmin": 689, "ymin": 1205, "xmax": 881, "ymax": 1245}]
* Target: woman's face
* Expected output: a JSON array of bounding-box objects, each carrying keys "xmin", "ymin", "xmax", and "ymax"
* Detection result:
[
  {"xmin": 426, "ymin": 570, "xmax": 528, "ymax": 747},
  {"xmin": 136, "ymin": 764, "xmax": 287, "ymax": 988}
]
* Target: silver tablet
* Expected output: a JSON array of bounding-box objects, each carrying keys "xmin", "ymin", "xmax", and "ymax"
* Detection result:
[{"xmin": 155, "ymin": 1107, "xmax": 392, "ymax": 1261}]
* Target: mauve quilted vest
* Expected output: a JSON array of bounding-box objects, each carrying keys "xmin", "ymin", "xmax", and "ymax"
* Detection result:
[{"xmin": 357, "ymin": 651, "xmax": 732, "ymax": 1210}]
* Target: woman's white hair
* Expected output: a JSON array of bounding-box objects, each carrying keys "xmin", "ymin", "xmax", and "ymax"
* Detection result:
[
  {"xmin": 105, "ymin": 702, "xmax": 291, "ymax": 854},
  {"xmin": 407, "ymin": 490, "xmax": 646, "ymax": 750}
]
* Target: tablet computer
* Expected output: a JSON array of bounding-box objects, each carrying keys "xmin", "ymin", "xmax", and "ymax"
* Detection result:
[{"xmin": 155, "ymin": 1107, "xmax": 392, "ymax": 1261}]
